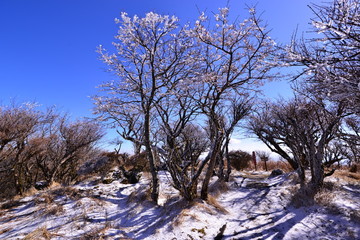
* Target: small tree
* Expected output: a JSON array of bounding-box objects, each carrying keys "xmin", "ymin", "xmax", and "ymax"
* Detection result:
[
  {"xmin": 0, "ymin": 103, "xmax": 42, "ymax": 195},
  {"xmin": 249, "ymin": 96, "xmax": 347, "ymax": 191},
  {"xmin": 35, "ymin": 115, "xmax": 103, "ymax": 184}
]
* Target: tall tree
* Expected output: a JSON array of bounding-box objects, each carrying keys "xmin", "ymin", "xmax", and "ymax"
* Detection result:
[
  {"xmin": 94, "ymin": 12, "xmax": 194, "ymax": 203},
  {"xmin": 189, "ymin": 7, "xmax": 275, "ymax": 199}
]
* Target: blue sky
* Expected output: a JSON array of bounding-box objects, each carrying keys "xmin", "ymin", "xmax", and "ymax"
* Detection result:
[{"xmin": 0, "ymin": 0, "xmax": 322, "ymax": 152}]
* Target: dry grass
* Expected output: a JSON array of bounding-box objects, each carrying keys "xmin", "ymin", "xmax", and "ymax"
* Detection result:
[
  {"xmin": 35, "ymin": 193, "xmax": 54, "ymax": 205},
  {"xmin": 206, "ymin": 195, "xmax": 228, "ymax": 214},
  {"xmin": 266, "ymin": 160, "xmax": 293, "ymax": 172},
  {"xmin": 288, "ymin": 185, "xmax": 315, "ymax": 208},
  {"xmin": 44, "ymin": 204, "xmax": 64, "ymax": 216},
  {"xmin": 50, "ymin": 186, "xmax": 84, "ymax": 201},
  {"xmin": 172, "ymin": 208, "xmax": 200, "ymax": 227},
  {"xmin": 23, "ymin": 226, "xmax": 52, "ymax": 240},
  {"xmin": 240, "ymin": 171, "xmax": 270, "ymax": 179},
  {"xmin": 314, "ymin": 188, "xmax": 335, "ymax": 207},
  {"xmin": 333, "ymin": 170, "xmax": 360, "ymax": 184},
  {"xmin": 21, "ymin": 187, "xmax": 39, "ymax": 198},
  {"xmin": 245, "ymin": 160, "xmax": 293, "ymax": 172}
]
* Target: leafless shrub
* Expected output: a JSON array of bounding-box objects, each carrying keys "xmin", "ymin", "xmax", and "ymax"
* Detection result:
[{"xmin": 0, "ymin": 103, "xmax": 103, "ymax": 200}]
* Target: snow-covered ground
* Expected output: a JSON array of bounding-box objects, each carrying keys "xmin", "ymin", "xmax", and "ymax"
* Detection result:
[{"xmin": 0, "ymin": 170, "xmax": 359, "ymax": 239}]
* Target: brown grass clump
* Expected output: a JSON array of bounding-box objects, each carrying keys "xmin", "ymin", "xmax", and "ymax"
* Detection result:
[
  {"xmin": 265, "ymin": 160, "xmax": 293, "ymax": 172},
  {"xmin": 206, "ymin": 195, "xmax": 228, "ymax": 214},
  {"xmin": 50, "ymin": 186, "xmax": 83, "ymax": 200},
  {"xmin": 35, "ymin": 193, "xmax": 54, "ymax": 205},
  {"xmin": 314, "ymin": 188, "xmax": 335, "ymax": 207},
  {"xmin": 349, "ymin": 164, "xmax": 359, "ymax": 173},
  {"xmin": 23, "ymin": 226, "xmax": 52, "ymax": 240},
  {"xmin": 21, "ymin": 187, "xmax": 39, "ymax": 198},
  {"xmin": 44, "ymin": 204, "xmax": 64, "ymax": 216},
  {"xmin": 0, "ymin": 227, "xmax": 12, "ymax": 235},
  {"xmin": 289, "ymin": 185, "xmax": 315, "ymax": 208},
  {"xmin": 333, "ymin": 170, "xmax": 360, "ymax": 184}
]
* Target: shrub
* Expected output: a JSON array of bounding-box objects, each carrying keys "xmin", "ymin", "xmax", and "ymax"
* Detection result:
[{"xmin": 228, "ymin": 150, "xmax": 252, "ymax": 170}]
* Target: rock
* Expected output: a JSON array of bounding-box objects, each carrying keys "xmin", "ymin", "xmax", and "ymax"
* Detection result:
[{"xmin": 269, "ymin": 169, "xmax": 284, "ymax": 178}]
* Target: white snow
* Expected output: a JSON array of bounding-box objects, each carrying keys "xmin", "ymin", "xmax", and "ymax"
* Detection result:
[{"xmin": 0, "ymin": 170, "xmax": 359, "ymax": 239}]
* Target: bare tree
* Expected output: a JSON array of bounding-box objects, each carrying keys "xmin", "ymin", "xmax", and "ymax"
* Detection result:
[
  {"xmin": 35, "ymin": 116, "xmax": 103, "ymax": 184},
  {"xmin": 0, "ymin": 103, "xmax": 42, "ymax": 195},
  {"xmin": 338, "ymin": 116, "xmax": 360, "ymax": 164},
  {"xmin": 0, "ymin": 103, "xmax": 103, "ymax": 199},
  {"xmin": 249, "ymin": 96, "xmax": 347, "ymax": 192}
]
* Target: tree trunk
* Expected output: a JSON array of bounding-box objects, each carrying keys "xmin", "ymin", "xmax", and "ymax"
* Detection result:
[
  {"xmin": 133, "ymin": 142, "xmax": 142, "ymax": 155},
  {"xmin": 310, "ymin": 154, "xmax": 325, "ymax": 192},
  {"xmin": 217, "ymin": 151, "xmax": 224, "ymax": 181},
  {"xmin": 201, "ymin": 137, "xmax": 222, "ymax": 200},
  {"xmin": 144, "ymin": 113, "xmax": 159, "ymax": 203},
  {"xmin": 224, "ymin": 142, "xmax": 231, "ymax": 182}
]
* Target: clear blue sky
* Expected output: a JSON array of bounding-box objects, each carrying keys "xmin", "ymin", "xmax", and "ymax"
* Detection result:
[{"xmin": 0, "ymin": 0, "xmax": 322, "ymax": 151}]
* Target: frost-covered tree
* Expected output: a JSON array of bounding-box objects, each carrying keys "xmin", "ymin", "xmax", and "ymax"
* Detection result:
[
  {"xmin": 94, "ymin": 12, "xmax": 195, "ymax": 203},
  {"xmin": 249, "ymin": 96, "xmax": 347, "ymax": 191},
  {"xmin": 286, "ymin": 0, "xmax": 360, "ymax": 114},
  {"xmin": 189, "ymin": 7, "xmax": 275, "ymax": 199}
]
